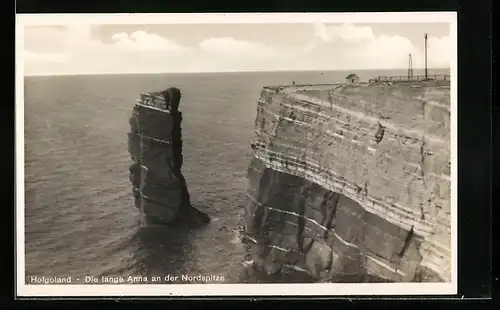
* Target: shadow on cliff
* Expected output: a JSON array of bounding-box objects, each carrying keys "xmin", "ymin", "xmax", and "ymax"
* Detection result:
[{"xmin": 328, "ymin": 253, "xmax": 393, "ymax": 283}]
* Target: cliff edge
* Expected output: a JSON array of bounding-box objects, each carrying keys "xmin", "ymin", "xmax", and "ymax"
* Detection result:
[
  {"xmin": 245, "ymin": 81, "xmax": 451, "ymax": 282},
  {"xmin": 128, "ymin": 87, "xmax": 210, "ymax": 227}
]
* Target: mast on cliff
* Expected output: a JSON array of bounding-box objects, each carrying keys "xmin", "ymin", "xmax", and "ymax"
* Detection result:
[
  {"xmin": 424, "ymin": 33, "xmax": 428, "ymax": 80},
  {"xmin": 408, "ymin": 53, "xmax": 413, "ymax": 80}
]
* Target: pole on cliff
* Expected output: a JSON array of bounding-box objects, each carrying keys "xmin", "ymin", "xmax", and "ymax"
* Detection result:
[
  {"xmin": 408, "ymin": 53, "xmax": 413, "ymax": 80},
  {"xmin": 424, "ymin": 33, "xmax": 428, "ymax": 80}
]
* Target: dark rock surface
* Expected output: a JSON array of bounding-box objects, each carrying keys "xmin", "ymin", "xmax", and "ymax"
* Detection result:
[
  {"xmin": 128, "ymin": 87, "xmax": 209, "ymax": 228},
  {"xmin": 245, "ymin": 159, "xmax": 440, "ymax": 282}
]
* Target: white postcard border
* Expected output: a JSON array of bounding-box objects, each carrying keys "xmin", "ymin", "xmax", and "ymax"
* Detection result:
[{"xmin": 15, "ymin": 12, "xmax": 458, "ymax": 297}]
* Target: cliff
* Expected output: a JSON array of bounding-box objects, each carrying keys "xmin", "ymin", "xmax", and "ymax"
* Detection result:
[
  {"xmin": 244, "ymin": 81, "xmax": 451, "ymax": 282},
  {"xmin": 128, "ymin": 87, "xmax": 209, "ymax": 227}
]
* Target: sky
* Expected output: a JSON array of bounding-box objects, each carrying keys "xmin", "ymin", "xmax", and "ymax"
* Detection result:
[{"xmin": 22, "ymin": 22, "xmax": 452, "ymax": 75}]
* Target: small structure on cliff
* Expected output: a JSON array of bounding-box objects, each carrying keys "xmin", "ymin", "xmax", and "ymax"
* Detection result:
[
  {"xmin": 345, "ymin": 73, "xmax": 360, "ymax": 85},
  {"xmin": 128, "ymin": 87, "xmax": 210, "ymax": 228}
]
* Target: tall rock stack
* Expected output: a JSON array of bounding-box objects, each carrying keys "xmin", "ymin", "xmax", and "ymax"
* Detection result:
[{"xmin": 128, "ymin": 87, "xmax": 209, "ymax": 227}]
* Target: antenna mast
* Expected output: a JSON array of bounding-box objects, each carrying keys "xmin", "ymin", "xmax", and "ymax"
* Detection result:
[
  {"xmin": 424, "ymin": 33, "xmax": 428, "ymax": 79},
  {"xmin": 408, "ymin": 53, "xmax": 413, "ymax": 80}
]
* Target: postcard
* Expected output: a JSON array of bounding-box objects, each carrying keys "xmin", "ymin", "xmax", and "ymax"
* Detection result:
[{"xmin": 15, "ymin": 12, "xmax": 457, "ymax": 297}]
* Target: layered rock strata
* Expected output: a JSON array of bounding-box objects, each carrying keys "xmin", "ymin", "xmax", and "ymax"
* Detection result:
[
  {"xmin": 245, "ymin": 81, "xmax": 451, "ymax": 282},
  {"xmin": 128, "ymin": 87, "xmax": 209, "ymax": 227}
]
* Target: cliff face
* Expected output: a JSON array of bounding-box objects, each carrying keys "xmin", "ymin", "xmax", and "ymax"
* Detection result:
[
  {"xmin": 128, "ymin": 88, "xmax": 209, "ymax": 227},
  {"xmin": 245, "ymin": 82, "xmax": 451, "ymax": 282}
]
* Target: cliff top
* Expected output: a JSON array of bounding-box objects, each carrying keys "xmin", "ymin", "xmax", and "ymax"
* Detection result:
[
  {"xmin": 262, "ymin": 81, "xmax": 451, "ymax": 141},
  {"xmin": 264, "ymin": 80, "xmax": 450, "ymax": 93},
  {"xmin": 136, "ymin": 88, "xmax": 182, "ymax": 112}
]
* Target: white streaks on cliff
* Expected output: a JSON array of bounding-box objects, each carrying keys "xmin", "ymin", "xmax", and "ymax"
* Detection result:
[
  {"xmin": 246, "ymin": 194, "xmax": 412, "ymax": 278},
  {"xmin": 253, "ymin": 151, "xmax": 434, "ymax": 235},
  {"xmin": 130, "ymin": 132, "xmax": 172, "ymax": 145},
  {"xmin": 251, "ymin": 84, "xmax": 452, "ymax": 282},
  {"xmin": 259, "ymin": 94, "xmax": 448, "ymax": 146},
  {"xmin": 366, "ymin": 255, "xmax": 406, "ymax": 277},
  {"xmin": 247, "ymin": 194, "xmax": 360, "ymax": 250},
  {"xmin": 135, "ymin": 100, "xmax": 171, "ymax": 113}
]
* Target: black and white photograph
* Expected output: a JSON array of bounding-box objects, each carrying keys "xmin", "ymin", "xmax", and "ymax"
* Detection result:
[{"xmin": 16, "ymin": 12, "xmax": 457, "ymax": 296}]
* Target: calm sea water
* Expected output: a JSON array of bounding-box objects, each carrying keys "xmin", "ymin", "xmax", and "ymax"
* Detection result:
[{"xmin": 23, "ymin": 69, "xmax": 449, "ymax": 284}]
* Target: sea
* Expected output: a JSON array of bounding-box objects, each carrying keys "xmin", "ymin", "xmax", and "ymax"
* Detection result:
[{"xmin": 22, "ymin": 69, "xmax": 449, "ymax": 284}]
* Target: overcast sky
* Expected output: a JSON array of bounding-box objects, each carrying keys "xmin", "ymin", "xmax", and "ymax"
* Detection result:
[{"xmin": 22, "ymin": 22, "xmax": 451, "ymax": 75}]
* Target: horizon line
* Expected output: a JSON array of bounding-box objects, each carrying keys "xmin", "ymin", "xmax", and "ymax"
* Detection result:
[{"xmin": 23, "ymin": 67, "xmax": 450, "ymax": 78}]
